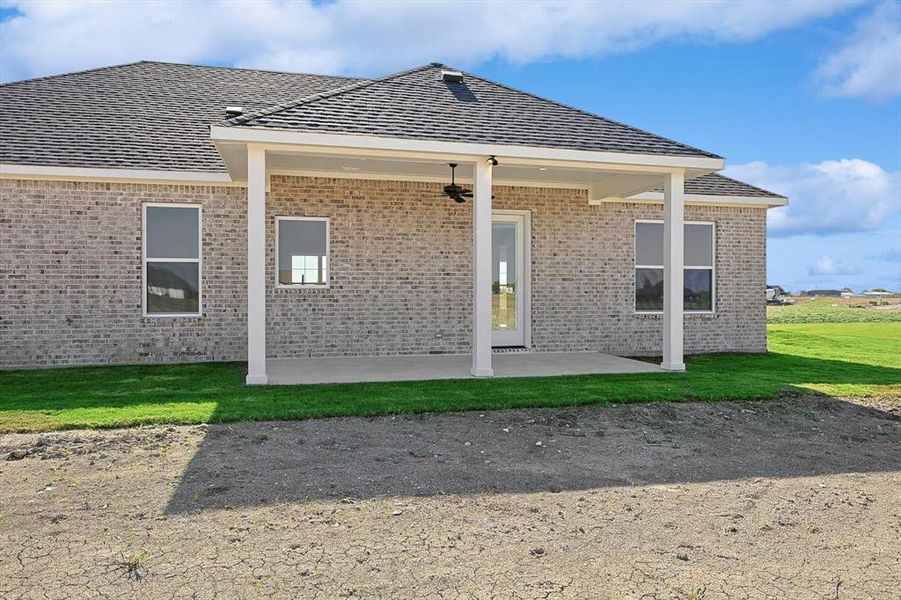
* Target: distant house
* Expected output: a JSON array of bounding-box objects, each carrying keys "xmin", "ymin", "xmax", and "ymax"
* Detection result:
[
  {"xmin": 806, "ymin": 289, "xmax": 843, "ymax": 297},
  {"xmin": 864, "ymin": 290, "xmax": 894, "ymax": 298}
]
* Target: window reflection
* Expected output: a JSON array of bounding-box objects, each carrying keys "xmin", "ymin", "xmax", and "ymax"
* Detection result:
[
  {"xmin": 277, "ymin": 218, "xmax": 329, "ymax": 286},
  {"xmin": 146, "ymin": 262, "xmax": 199, "ymax": 314},
  {"xmin": 635, "ymin": 221, "xmax": 715, "ymax": 312},
  {"xmin": 289, "ymin": 255, "xmax": 327, "ymax": 285},
  {"xmin": 492, "ymin": 223, "xmax": 517, "ymax": 330}
]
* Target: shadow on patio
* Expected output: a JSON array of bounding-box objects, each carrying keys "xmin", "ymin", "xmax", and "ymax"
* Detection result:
[{"xmin": 165, "ymin": 394, "xmax": 900, "ymax": 514}]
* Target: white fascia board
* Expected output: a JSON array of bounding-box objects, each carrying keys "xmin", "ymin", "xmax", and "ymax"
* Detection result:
[
  {"xmin": 0, "ymin": 164, "xmax": 238, "ymax": 185},
  {"xmin": 210, "ymin": 126, "xmax": 725, "ymax": 172},
  {"xmin": 595, "ymin": 190, "xmax": 788, "ymax": 208}
]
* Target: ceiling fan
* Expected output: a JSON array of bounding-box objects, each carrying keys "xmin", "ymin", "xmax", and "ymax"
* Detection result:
[
  {"xmin": 441, "ymin": 163, "xmax": 472, "ymax": 203},
  {"xmin": 434, "ymin": 163, "xmax": 497, "ymax": 204},
  {"xmin": 434, "ymin": 161, "xmax": 497, "ymax": 203}
]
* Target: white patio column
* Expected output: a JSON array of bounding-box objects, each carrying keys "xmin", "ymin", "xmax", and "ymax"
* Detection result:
[
  {"xmin": 662, "ymin": 169, "xmax": 686, "ymax": 371},
  {"xmin": 246, "ymin": 145, "xmax": 268, "ymax": 385},
  {"xmin": 471, "ymin": 158, "xmax": 494, "ymax": 377}
]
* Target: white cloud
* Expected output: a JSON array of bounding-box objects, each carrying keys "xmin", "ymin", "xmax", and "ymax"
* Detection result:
[
  {"xmin": 0, "ymin": 0, "xmax": 856, "ymax": 82},
  {"xmin": 814, "ymin": 1, "xmax": 901, "ymax": 102},
  {"xmin": 807, "ymin": 255, "xmax": 863, "ymax": 277},
  {"xmin": 724, "ymin": 159, "xmax": 901, "ymax": 237}
]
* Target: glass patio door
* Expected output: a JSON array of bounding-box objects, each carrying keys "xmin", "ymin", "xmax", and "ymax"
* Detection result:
[{"xmin": 492, "ymin": 213, "xmax": 526, "ymax": 347}]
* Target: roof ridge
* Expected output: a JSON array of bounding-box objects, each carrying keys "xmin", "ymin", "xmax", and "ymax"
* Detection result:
[
  {"xmin": 135, "ymin": 60, "xmax": 366, "ymax": 81},
  {"xmin": 0, "ymin": 60, "xmax": 148, "ymax": 87},
  {"xmin": 1, "ymin": 60, "xmax": 366, "ymax": 88},
  {"xmin": 227, "ymin": 63, "xmax": 439, "ymax": 126},
  {"xmin": 453, "ymin": 67, "xmax": 722, "ymax": 160}
]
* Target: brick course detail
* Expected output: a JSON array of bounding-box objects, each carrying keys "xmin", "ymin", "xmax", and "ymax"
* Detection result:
[{"xmin": 1, "ymin": 176, "xmax": 766, "ymax": 368}]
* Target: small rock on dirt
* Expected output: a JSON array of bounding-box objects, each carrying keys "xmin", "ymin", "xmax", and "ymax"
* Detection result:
[{"xmin": 6, "ymin": 450, "xmax": 27, "ymax": 461}]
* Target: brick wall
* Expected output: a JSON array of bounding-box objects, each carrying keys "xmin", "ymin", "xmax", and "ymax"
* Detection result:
[
  {"xmin": 0, "ymin": 179, "xmax": 248, "ymax": 368},
  {"xmin": 266, "ymin": 176, "xmax": 473, "ymax": 357},
  {"xmin": 494, "ymin": 186, "xmax": 767, "ymax": 356},
  {"xmin": 1, "ymin": 175, "xmax": 766, "ymax": 368}
]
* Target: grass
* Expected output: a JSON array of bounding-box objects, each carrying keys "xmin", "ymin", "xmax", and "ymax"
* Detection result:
[
  {"xmin": 119, "ymin": 549, "xmax": 149, "ymax": 582},
  {"xmin": 1, "ymin": 322, "xmax": 898, "ymax": 433},
  {"xmin": 767, "ymin": 296, "xmax": 901, "ymax": 324}
]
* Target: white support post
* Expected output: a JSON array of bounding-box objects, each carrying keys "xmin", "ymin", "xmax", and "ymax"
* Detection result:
[
  {"xmin": 471, "ymin": 159, "xmax": 494, "ymax": 377},
  {"xmin": 662, "ymin": 169, "xmax": 686, "ymax": 371},
  {"xmin": 246, "ymin": 145, "xmax": 268, "ymax": 385}
]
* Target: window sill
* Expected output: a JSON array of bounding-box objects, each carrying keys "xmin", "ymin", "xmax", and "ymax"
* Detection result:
[
  {"xmin": 275, "ymin": 284, "xmax": 331, "ymax": 291},
  {"xmin": 142, "ymin": 313, "xmax": 203, "ymax": 319},
  {"xmin": 634, "ymin": 311, "xmax": 717, "ymax": 319}
]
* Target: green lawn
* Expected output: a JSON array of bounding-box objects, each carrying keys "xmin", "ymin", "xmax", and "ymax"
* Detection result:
[{"xmin": 1, "ymin": 322, "xmax": 899, "ymax": 433}]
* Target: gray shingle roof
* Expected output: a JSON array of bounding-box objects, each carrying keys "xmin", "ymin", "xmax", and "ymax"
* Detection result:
[
  {"xmin": 0, "ymin": 60, "xmax": 782, "ymax": 199},
  {"xmin": 0, "ymin": 61, "xmax": 365, "ymax": 171},
  {"xmin": 228, "ymin": 63, "xmax": 721, "ymax": 159},
  {"xmin": 681, "ymin": 174, "xmax": 786, "ymax": 198}
]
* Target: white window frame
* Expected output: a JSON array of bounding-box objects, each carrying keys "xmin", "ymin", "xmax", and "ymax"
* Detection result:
[
  {"xmin": 634, "ymin": 219, "xmax": 716, "ymax": 315},
  {"xmin": 275, "ymin": 216, "xmax": 330, "ymax": 289},
  {"xmin": 142, "ymin": 202, "xmax": 203, "ymax": 318}
]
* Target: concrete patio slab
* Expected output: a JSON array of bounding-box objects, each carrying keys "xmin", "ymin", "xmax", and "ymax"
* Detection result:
[{"xmin": 266, "ymin": 351, "xmax": 661, "ymax": 385}]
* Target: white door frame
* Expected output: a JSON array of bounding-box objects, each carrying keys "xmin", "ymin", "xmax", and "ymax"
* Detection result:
[{"xmin": 491, "ymin": 209, "xmax": 531, "ymax": 348}]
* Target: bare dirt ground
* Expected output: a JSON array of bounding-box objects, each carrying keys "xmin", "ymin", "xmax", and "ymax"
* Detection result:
[{"xmin": 1, "ymin": 395, "xmax": 899, "ymax": 599}]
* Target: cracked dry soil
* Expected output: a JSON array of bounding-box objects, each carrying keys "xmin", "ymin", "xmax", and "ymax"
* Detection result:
[{"xmin": 1, "ymin": 395, "xmax": 899, "ymax": 599}]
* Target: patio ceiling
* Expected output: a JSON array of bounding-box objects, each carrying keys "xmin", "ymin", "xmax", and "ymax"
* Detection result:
[{"xmin": 216, "ymin": 144, "xmax": 693, "ymax": 201}]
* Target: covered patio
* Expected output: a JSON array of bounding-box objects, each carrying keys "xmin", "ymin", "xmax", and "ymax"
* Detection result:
[
  {"xmin": 210, "ymin": 132, "xmax": 724, "ymax": 385},
  {"xmin": 211, "ymin": 130, "xmax": 722, "ymax": 386},
  {"xmin": 265, "ymin": 351, "xmax": 661, "ymax": 385}
]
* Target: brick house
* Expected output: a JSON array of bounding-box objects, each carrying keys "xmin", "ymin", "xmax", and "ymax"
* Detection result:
[{"xmin": 0, "ymin": 62, "xmax": 787, "ymax": 384}]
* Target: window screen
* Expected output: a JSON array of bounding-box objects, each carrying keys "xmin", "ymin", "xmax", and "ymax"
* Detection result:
[{"xmin": 635, "ymin": 221, "xmax": 714, "ymax": 312}]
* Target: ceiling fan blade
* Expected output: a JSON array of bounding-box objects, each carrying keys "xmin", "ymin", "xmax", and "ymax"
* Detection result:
[{"xmin": 458, "ymin": 191, "xmax": 495, "ymax": 199}]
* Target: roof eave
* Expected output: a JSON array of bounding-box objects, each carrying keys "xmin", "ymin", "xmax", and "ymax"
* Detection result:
[
  {"xmin": 0, "ymin": 163, "xmax": 235, "ymax": 185},
  {"xmin": 624, "ymin": 190, "xmax": 788, "ymax": 209},
  {"xmin": 210, "ymin": 125, "xmax": 726, "ymax": 175},
  {"xmin": 0, "ymin": 161, "xmax": 787, "ymax": 209}
]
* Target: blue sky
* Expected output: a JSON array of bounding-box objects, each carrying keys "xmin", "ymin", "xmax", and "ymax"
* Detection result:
[{"xmin": 2, "ymin": 0, "xmax": 899, "ymax": 291}]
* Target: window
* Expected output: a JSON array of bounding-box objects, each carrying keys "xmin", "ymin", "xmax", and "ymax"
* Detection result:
[
  {"xmin": 635, "ymin": 220, "xmax": 715, "ymax": 313},
  {"xmin": 277, "ymin": 217, "xmax": 329, "ymax": 287},
  {"xmin": 143, "ymin": 204, "xmax": 201, "ymax": 316}
]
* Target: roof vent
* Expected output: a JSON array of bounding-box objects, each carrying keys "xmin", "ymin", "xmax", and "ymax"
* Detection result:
[
  {"xmin": 225, "ymin": 106, "xmax": 243, "ymax": 118},
  {"xmin": 440, "ymin": 70, "xmax": 464, "ymax": 83}
]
